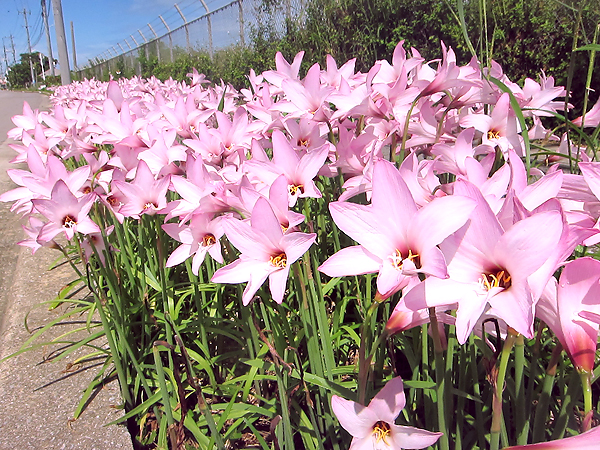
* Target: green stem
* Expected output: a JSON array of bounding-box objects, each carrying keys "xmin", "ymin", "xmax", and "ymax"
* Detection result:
[
  {"xmin": 514, "ymin": 334, "xmax": 528, "ymax": 445},
  {"xmin": 358, "ymin": 302, "xmax": 379, "ymax": 405},
  {"xmin": 468, "ymin": 334, "xmax": 486, "ymax": 450},
  {"xmin": 490, "ymin": 330, "xmax": 517, "ymax": 450},
  {"xmin": 580, "ymin": 370, "xmax": 593, "ymax": 432},
  {"xmin": 429, "ymin": 308, "xmax": 449, "ymax": 450},
  {"xmin": 152, "ymin": 345, "xmax": 177, "ymax": 449},
  {"xmin": 532, "ymin": 343, "xmax": 562, "ymax": 443}
]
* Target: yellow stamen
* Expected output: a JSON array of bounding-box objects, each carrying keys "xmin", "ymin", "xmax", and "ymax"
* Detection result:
[
  {"xmin": 480, "ymin": 270, "xmax": 511, "ymax": 291},
  {"xmin": 62, "ymin": 215, "xmax": 77, "ymax": 228},
  {"xmin": 106, "ymin": 195, "xmax": 121, "ymax": 208},
  {"xmin": 143, "ymin": 201, "xmax": 158, "ymax": 211},
  {"xmin": 202, "ymin": 234, "xmax": 216, "ymax": 247},
  {"xmin": 487, "ymin": 130, "xmax": 501, "ymax": 140},
  {"xmin": 269, "ymin": 253, "xmax": 287, "ymax": 268},
  {"xmin": 373, "ymin": 420, "xmax": 392, "ymax": 445},
  {"xmin": 288, "ymin": 184, "xmax": 304, "ymax": 196},
  {"xmin": 390, "ymin": 249, "xmax": 421, "ymax": 270}
]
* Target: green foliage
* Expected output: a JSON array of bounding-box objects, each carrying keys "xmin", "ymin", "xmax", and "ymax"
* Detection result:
[
  {"xmin": 7, "ymin": 52, "xmax": 52, "ymax": 88},
  {"xmin": 473, "ymin": 0, "xmax": 600, "ymax": 115}
]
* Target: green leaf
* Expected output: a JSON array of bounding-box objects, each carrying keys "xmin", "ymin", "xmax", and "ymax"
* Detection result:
[{"xmin": 575, "ymin": 44, "xmax": 600, "ymax": 52}]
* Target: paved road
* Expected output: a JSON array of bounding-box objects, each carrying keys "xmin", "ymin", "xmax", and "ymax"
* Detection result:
[{"xmin": 0, "ymin": 90, "xmax": 133, "ymax": 450}]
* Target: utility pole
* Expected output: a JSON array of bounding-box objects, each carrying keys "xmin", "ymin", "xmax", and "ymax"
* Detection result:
[
  {"xmin": 41, "ymin": 0, "xmax": 55, "ymax": 76},
  {"xmin": 39, "ymin": 52, "xmax": 46, "ymax": 81},
  {"xmin": 51, "ymin": 0, "xmax": 71, "ymax": 84},
  {"xmin": 70, "ymin": 21, "xmax": 77, "ymax": 71},
  {"xmin": 9, "ymin": 35, "xmax": 16, "ymax": 64},
  {"xmin": 2, "ymin": 40, "xmax": 10, "ymax": 71},
  {"xmin": 21, "ymin": 9, "xmax": 37, "ymax": 86}
]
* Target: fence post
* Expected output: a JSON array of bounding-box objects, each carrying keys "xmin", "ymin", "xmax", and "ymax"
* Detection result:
[
  {"xmin": 148, "ymin": 23, "xmax": 160, "ymax": 62},
  {"xmin": 198, "ymin": 0, "xmax": 213, "ymax": 59},
  {"xmin": 238, "ymin": 0, "xmax": 245, "ymax": 46},
  {"xmin": 174, "ymin": 4, "xmax": 191, "ymax": 52},
  {"xmin": 159, "ymin": 15, "xmax": 174, "ymax": 63}
]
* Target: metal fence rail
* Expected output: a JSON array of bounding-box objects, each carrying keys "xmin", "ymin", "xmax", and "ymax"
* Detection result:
[{"xmin": 77, "ymin": 0, "xmax": 305, "ymax": 80}]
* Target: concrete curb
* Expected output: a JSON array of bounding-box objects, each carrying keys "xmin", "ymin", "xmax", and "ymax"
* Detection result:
[{"xmin": 0, "ymin": 91, "xmax": 134, "ymax": 450}]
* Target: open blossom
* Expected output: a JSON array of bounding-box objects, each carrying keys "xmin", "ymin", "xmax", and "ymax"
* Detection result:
[
  {"xmin": 31, "ymin": 179, "xmax": 100, "ymax": 242},
  {"xmin": 111, "ymin": 160, "xmax": 171, "ymax": 218},
  {"xmin": 162, "ymin": 213, "xmax": 225, "ymax": 275},
  {"xmin": 331, "ymin": 377, "xmax": 443, "ymax": 449},
  {"xmin": 404, "ymin": 179, "xmax": 564, "ymax": 343},
  {"xmin": 211, "ymin": 197, "xmax": 316, "ymax": 305},
  {"xmin": 319, "ymin": 159, "xmax": 476, "ymax": 300}
]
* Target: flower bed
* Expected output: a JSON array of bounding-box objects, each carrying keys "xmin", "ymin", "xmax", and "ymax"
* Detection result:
[{"xmin": 2, "ymin": 41, "xmax": 600, "ymax": 449}]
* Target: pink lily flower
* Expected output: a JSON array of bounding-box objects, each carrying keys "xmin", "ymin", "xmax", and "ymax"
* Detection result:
[
  {"xmin": 163, "ymin": 213, "xmax": 224, "ymax": 275},
  {"xmin": 536, "ymin": 257, "xmax": 600, "ymax": 373},
  {"xmin": 331, "ymin": 376, "xmax": 443, "ymax": 449},
  {"xmin": 211, "ymin": 197, "xmax": 316, "ymax": 305},
  {"xmin": 112, "ymin": 160, "xmax": 171, "ymax": 218},
  {"xmin": 404, "ymin": 180, "xmax": 564, "ymax": 343},
  {"xmin": 460, "ymin": 92, "xmax": 523, "ymax": 156},
  {"xmin": 80, "ymin": 225, "xmax": 115, "ymax": 265},
  {"xmin": 504, "ymin": 426, "xmax": 600, "ymax": 449},
  {"xmin": 319, "ymin": 159, "xmax": 476, "ymax": 300},
  {"xmin": 31, "ymin": 179, "xmax": 100, "ymax": 242},
  {"xmin": 245, "ymin": 129, "xmax": 330, "ymax": 206},
  {"xmin": 275, "ymin": 63, "xmax": 334, "ymax": 121},
  {"xmin": 572, "ymin": 96, "xmax": 600, "ymax": 128},
  {"xmin": 17, "ymin": 216, "xmax": 55, "ymax": 254},
  {"xmin": 262, "ymin": 51, "xmax": 305, "ymax": 90}
]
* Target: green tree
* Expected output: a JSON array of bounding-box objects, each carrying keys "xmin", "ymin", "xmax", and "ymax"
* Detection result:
[{"xmin": 7, "ymin": 52, "xmax": 51, "ymax": 88}]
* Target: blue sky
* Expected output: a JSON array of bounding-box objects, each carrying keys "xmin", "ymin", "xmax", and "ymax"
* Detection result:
[{"xmin": 0, "ymin": 0, "xmax": 229, "ymax": 71}]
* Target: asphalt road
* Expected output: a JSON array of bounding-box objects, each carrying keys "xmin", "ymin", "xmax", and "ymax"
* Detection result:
[{"xmin": 0, "ymin": 90, "xmax": 133, "ymax": 450}]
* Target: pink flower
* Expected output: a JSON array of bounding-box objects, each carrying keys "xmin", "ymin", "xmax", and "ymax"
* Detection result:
[
  {"xmin": 112, "ymin": 160, "xmax": 171, "ymax": 218},
  {"xmin": 31, "ymin": 180, "xmax": 100, "ymax": 242},
  {"xmin": 319, "ymin": 159, "xmax": 475, "ymax": 300},
  {"xmin": 504, "ymin": 426, "xmax": 600, "ymax": 449},
  {"xmin": 211, "ymin": 197, "xmax": 316, "ymax": 305},
  {"xmin": 404, "ymin": 180, "xmax": 564, "ymax": 343},
  {"xmin": 536, "ymin": 257, "xmax": 600, "ymax": 373},
  {"xmin": 331, "ymin": 377, "xmax": 443, "ymax": 450},
  {"xmin": 162, "ymin": 213, "xmax": 224, "ymax": 275}
]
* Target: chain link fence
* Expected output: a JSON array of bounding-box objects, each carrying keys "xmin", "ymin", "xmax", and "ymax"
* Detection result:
[{"xmin": 76, "ymin": 0, "xmax": 306, "ymax": 80}]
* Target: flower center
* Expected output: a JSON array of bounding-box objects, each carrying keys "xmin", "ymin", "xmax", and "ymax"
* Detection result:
[
  {"xmin": 372, "ymin": 420, "xmax": 391, "ymax": 445},
  {"xmin": 106, "ymin": 195, "xmax": 121, "ymax": 207},
  {"xmin": 269, "ymin": 253, "xmax": 287, "ymax": 268},
  {"xmin": 202, "ymin": 234, "xmax": 216, "ymax": 247},
  {"xmin": 487, "ymin": 129, "xmax": 501, "ymax": 140},
  {"xmin": 62, "ymin": 215, "xmax": 78, "ymax": 228},
  {"xmin": 288, "ymin": 184, "xmax": 305, "ymax": 196},
  {"xmin": 480, "ymin": 269, "xmax": 512, "ymax": 291},
  {"xmin": 390, "ymin": 249, "xmax": 421, "ymax": 270},
  {"xmin": 143, "ymin": 201, "xmax": 158, "ymax": 211}
]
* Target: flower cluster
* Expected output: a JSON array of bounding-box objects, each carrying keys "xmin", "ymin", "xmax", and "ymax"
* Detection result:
[{"xmin": 3, "ymin": 42, "xmax": 600, "ymax": 447}]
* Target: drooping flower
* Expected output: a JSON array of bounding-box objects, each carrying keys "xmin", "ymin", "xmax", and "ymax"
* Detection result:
[
  {"xmin": 536, "ymin": 257, "xmax": 600, "ymax": 373},
  {"xmin": 331, "ymin": 377, "xmax": 443, "ymax": 450}
]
